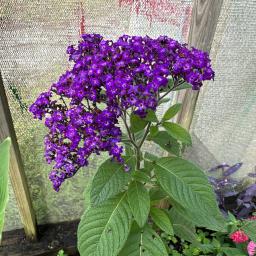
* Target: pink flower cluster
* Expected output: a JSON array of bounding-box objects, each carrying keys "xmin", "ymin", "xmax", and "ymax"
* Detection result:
[
  {"xmin": 248, "ymin": 241, "xmax": 256, "ymax": 256},
  {"xmin": 230, "ymin": 230, "xmax": 249, "ymax": 244},
  {"xmin": 229, "ymin": 217, "xmax": 256, "ymax": 256}
]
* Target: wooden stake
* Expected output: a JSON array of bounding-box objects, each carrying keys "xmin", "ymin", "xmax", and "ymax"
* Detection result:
[
  {"xmin": 0, "ymin": 72, "xmax": 37, "ymax": 240},
  {"xmin": 177, "ymin": 0, "xmax": 224, "ymax": 130}
]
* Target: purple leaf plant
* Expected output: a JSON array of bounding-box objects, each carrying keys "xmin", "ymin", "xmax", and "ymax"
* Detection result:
[{"xmin": 208, "ymin": 162, "xmax": 256, "ymax": 219}]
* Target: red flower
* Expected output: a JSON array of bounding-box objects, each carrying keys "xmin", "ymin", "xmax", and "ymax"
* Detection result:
[{"xmin": 230, "ymin": 230, "xmax": 249, "ymax": 244}]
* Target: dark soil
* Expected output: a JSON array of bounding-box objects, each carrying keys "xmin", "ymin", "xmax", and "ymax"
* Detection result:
[{"xmin": 0, "ymin": 220, "xmax": 79, "ymax": 256}]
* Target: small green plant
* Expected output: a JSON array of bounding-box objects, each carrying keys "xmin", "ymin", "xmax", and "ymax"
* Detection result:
[
  {"xmin": 57, "ymin": 249, "xmax": 68, "ymax": 256},
  {"xmin": 0, "ymin": 137, "xmax": 11, "ymax": 243},
  {"xmin": 165, "ymin": 228, "xmax": 248, "ymax": 256},
  {"xmin": 161, "ymin": 212, "xmax": 256, "ymax": 255}
]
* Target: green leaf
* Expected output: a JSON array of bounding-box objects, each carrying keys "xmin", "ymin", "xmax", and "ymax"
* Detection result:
[
  {"xmin": 134, "ymin": 130, "xmax": 146, "ymax": 141},
  {"xmin": 222, "ymin": 247, "xmax": 246, "ymax": 256},
  {"xmin": 172, "ymin": 82, "xmax": 192, "ymax": 91},
  {"xmin": 162, "ymin": 122, "xmax": 192, "ymax": 145},
  {"xmin": 242, "ymin": 220, "xmax": 256, "ymax": 242},
  {"xmin": 154, "ymin": 157, "xmax": 225, "ymax": 231},
  {"xmin": 90, "ymin": 156, "xmax": 135, "ymax": 206},
  {"xmin": 149, "ymin": 131, "xmax": 181, "ymax": 156},
  {"xmin": 145, "ymin": 110, "xmax": 158, "ymax": 123},
  {"xmin": 125, "ymin": 144, "xmax": 134, "ymax": 156},
  {"xmin": 78, "ymin": 193, "xmax": 132, "ymax": 256},
  {"xmin": 149, "ymin": 126, "xmax": 158, "ymax": 137},
  {"xmin": 174, "ymin": 205, "xmax": 226, "ymax": 232},
  {"xmin": 130, "ymin": 113, "xmax": 148, "ymax": 133},
  {"xmin": 158, "ymin": 98, "xmax": 170, "ymax": 105},
  {"xmin": 168, "ymin": 78, "xmax": 174, "ymax": 88},
  {"xmin": 132, "ymin": 171, "xmax": 151, "ymax": 183},
  {"xmin": 144, "ymin": 161, "xmax": 154, "ymax": 174},
  {"xmin": 149, "ymin": 187, "xmax": 168, "ymax": 203},
  {"xmin": 119, "ymin": 223, "xmax": 168, "ymax": 256},
  {"xmin": 0, "ymin": 138, "xmax": 11, "ymax": 242},
  {"xmin": 144, "ymin": 152, "xmax": 159, "ymax": 162},
  {"xmin": 150, "ymin": 207, "xmax": 173, "ymax": 235},
  {"xmin": 162, "ymin": 103, "xmax": 182, "ymax": 121},
  {"xmin": 127, "ymin": 181, "xmax": 150, "ymax": 227},
  {"xmin": 169, "ymin": 208, "xmax": 197, "ymax": 243},
  {"xmin": 57, "ymin": 250, "xmax": 67, "ymax": 256},
  {"xmin": 121, "ymin": 133, "xmax": 130, "ymax": 144},
  {"xmin": 227, "ymin": 211, "xmax": 237, "ymax": 223}
]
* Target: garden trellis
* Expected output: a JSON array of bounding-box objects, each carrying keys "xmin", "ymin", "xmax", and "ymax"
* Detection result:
[{"xmin": 0, "ymin": 0, "xmax": 255, "ymax": 254}]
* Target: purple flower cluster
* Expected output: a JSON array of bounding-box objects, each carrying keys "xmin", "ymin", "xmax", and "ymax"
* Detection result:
[{"xmin": 30, "ymin": 34, "xmax": 214, "ymax": 191}]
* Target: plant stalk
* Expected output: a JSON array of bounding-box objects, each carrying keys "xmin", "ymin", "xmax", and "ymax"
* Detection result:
[{"xmin": 135, "ymin": 147, "xmax": 141, "ymax": 170}]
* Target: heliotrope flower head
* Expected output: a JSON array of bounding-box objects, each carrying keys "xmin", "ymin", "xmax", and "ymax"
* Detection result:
[{"xmin": 30, "ymin": 34, "xmax": 214, "ymax": 191}]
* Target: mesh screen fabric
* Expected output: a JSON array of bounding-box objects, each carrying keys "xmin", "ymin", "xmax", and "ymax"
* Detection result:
[
  {"xmin": 0, "ymin": 0, "xmax": 84, "ymax": 231},
  {"xmin": 186, "ymin": 0, "xmax": 256, "ymax": 178},
  {"xmin": 0, "ymin": 0, "xmax": 192, "ymax": 231}
]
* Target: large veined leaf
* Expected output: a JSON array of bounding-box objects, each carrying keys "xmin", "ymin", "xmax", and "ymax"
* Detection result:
[
  {"xmin": 119, "ymin": 223, "xmax": 168, "ymax": 256},
  {"xmin": 242, "ymin": 220, "xmax": 256, "ymax": 242},
  {"xmin": 0, "ymin": 138, "xmax": 11, "ymax": 242},
  {"xmin": 144, "ymin": 152, "xmax": 159, "ymax": 162},
  {"xmin": 132, "ymin": 171, "xmax": 151, "ymax": 183},
  {"xmin": 78, "ymin": 193, "xmax": 133, "ymax": 256},
  {"xmin": 173, "ymin": 204, "xmax": 226, "ymax": 232},
  {"xmin": 90, "ymin": 156, "xmax": 135, "ymax": 206},
  {"xmin": 222, "ymin": 247, "xmax": 246, "ymax": 256},
  {"xmin": 162, "ymin": 103, "xmax": 182, "ymax": 121},
  {"xmin": 127, "ymin": 181, "xmax": 150, "ymax": 228},
  {"xmin": 149, "ymin": 186, "xmax": 169, "ymax": 204},
  {"xmin": 150, "ymin": 207, "xmax": 173, "ymax": 235},
  {"xmin": 168, "ymin": 193, "xmax": 226, "ymax": 231},
  {"xmin": 154, "ymin": 157, "xmax": 225, "ymax": 230},
  {"xmin": 149, "ymin": 131, "xmax": 181, "ymax": 156},
  {"xmin": 169, "ymin": 208, "xmax": 197, "ymax": 243},
  {"xmin": 162, "ymin": 122, "xmax": 192, "ymax": 145}
]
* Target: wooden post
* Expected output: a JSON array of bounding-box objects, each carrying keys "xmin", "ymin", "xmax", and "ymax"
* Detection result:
[
  {"xmin": 0, "ymin": 72, "xmax": 37, "ymax": 240},
  {"xmin": 177, "ymin": 0, "xmax": 224, "ymax": 130}
]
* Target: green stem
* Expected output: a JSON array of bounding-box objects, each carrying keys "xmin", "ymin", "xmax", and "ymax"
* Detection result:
[
  {"xmin": 121, "ymin": 112, "xmax": 138, "ymax": 150},
  {"xmin": 122, "ymin": 78, "xmax": 182, "ymax": 170},
  {"xmin": 138, "ymin": 122, "xmax": 151, "ymax": 149},
  {"xmin": 60, "ymin": 95, "xmax": 68, "ymax": 109},
  {"xmin": 135, "ymin": 147, "xmax": 141, "ymax": 170},
  {"xmin": 158, "ymin": 80, "xmax": 185, "ymax": 102},
  {"xmin": 121, "ymin": 110, "xmax": 143, "ymax": 170}
]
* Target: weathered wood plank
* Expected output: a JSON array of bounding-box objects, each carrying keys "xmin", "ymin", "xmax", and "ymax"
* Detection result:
[
  {"xmin": 177, "ymin": 0, "xmax": 224, "ymax": 130},
  {"xmin": 0, "ymin": 72, "xmax": 37, "ymax": 240},
  {"xmin": 0, "ymin": 221, "xmax": 79, "ymax": 256}
]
